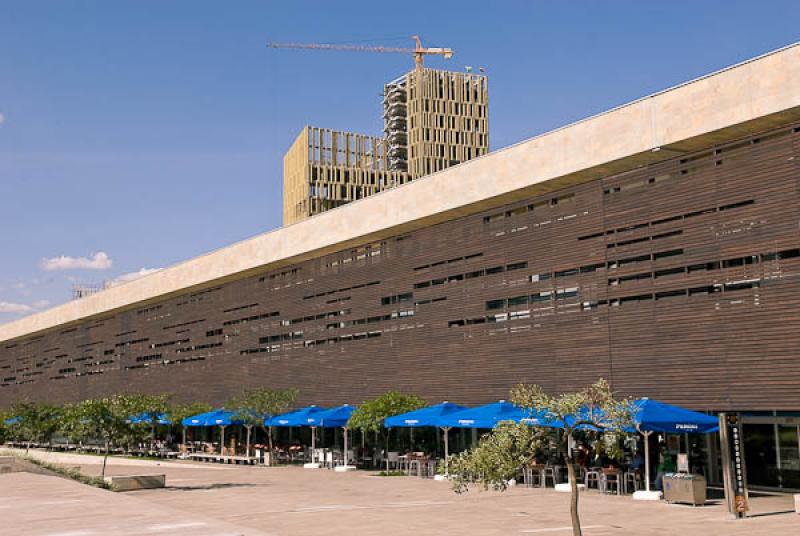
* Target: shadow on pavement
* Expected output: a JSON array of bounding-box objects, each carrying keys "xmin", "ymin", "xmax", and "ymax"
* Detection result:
[{"xmin": 164, "ymin": 482, "xmax": 259, "ymax": 492}]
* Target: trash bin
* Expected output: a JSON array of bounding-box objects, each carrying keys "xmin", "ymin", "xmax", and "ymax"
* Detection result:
[{"xmin": 663, "ymin": 473, "xmax": 707, "ymax": 506}]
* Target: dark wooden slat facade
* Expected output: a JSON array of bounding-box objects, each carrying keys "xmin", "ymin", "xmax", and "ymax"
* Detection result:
[{"xmin": 1, "ymin": 122, "xmax": 799, "ymax": 412}]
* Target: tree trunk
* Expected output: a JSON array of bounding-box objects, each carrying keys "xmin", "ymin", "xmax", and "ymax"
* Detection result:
[
  {"xmin": 566, "ymin": 432, "xmax": 582, "ymax": 536},
  {"xmin": 102, "ymin": 440, "xmax": 110, "ymax": 479},
  {"xmin": 25, "ymin": 440, "xmax": 30, "ymax": 455}
]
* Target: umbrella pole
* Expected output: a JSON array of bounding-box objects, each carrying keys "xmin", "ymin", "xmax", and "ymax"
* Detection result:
[
  {"xmin": 311, "ymin": 426, "xmax": 316, "ymax": 463},
  {"xmin": 642, "ymin": 430, "xmax": 652, "ymax": 492},
  {"xmin": 443, "ymin": 427, "xmax": 450, "ymax": 475},
  {"xmin": 343, "ymin": 427, "xmax": 349, "ymax": 467},
  {"xmin": 220, "ymin": 425, "xmax": 226, "ymax": 456}
]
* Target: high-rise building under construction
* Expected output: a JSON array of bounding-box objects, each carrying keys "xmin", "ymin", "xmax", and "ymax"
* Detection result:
[{"xmin": 283, "ymin": 67, "xmax": 488, "ymax": 225}]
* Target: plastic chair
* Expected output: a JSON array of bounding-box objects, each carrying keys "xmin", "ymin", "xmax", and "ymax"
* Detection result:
[
  {"xmin": 585, "ymin": 468, "xmax": 601, "ymax": 489},
  {"xmin": 624, "ymin": 470, "xmax": 640, "ymax": 494},
  {"xmin": 544, "ymin": 465, "xmax": 558, "ymax": 487}
]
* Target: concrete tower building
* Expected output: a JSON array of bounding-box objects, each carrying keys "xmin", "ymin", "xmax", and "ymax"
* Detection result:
[{"xmin": 283, "ymin": 68, "xmax": 489, "ymax": 225}]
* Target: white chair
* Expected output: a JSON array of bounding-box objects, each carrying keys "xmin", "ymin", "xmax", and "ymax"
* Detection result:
[{"xmin": 387, "ymin": 452, "xmax": 400, "ymax": 470}]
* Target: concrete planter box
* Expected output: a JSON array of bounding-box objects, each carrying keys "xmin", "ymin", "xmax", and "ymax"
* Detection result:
[
  {"xmin": 105, "ymin": 474, "xmax": 166, "ymax": 492},
  {"xmin": 555, "ymin": 483, "xmax": 585, "ymax": 493},
  {"xmin": 334, "ymin": 465, "xmax": 357, "ymax": 472},
  {"xmin": 794, "ymin": 494, "xmax": 800, "ymax": 514}
]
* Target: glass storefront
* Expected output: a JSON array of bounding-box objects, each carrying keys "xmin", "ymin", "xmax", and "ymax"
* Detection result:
[{"xmin": 743, "ymin": 415, "xmax": 800, "ymax": 490}]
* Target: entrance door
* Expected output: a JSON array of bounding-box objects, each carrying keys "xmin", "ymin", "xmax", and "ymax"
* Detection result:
[
  {"xmin": 777, "ymin": 424, "xmax": 800, "ymax": 489},
  {"xmin": 743, "ymin": 423, "xmax": 778, "ymax": 487}
]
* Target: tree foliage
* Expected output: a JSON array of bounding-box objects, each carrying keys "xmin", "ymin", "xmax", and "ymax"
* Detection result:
[
  {"xmin": 59, "ymin": 394, "xmax": 157, "ymax": 477},
  {"xmin": 167, "ymin": 401, "xmax": 213, "ymax": 426},
  {"xmin": 448, "ymin": 422, "xmax": 543, "ymax": 493},
  {"xmin": 347, "ymin": 391, "xmax": 426, "ymax": 434},
  {"xmin": 348, "ymin": 391, "xmax": 426, "ymax": 469},
  {"xmin": 8, "ymin": 400, "xmax": 62, "ymax": 450}
]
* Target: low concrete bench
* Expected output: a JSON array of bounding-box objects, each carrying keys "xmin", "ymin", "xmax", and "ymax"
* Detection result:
[{"xmin": 105, "ymin": 474, "xmax": 166, "ymax": 492}]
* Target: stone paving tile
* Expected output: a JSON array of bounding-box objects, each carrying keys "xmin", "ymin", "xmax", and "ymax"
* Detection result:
[
  {"xmin": 2, "ymin": 452, "xmax": 798, "ymax": 536},
  {"xmin": 0, "ymin": 472, "xmax": 268, "ymax": 536}
]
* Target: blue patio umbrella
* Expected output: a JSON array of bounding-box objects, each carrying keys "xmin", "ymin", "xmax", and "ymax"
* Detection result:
[
  {"xmin": 181, "ymin": 409, "xmax": 242, "ymax": 455},
  {"xmin": 385, "ymin": 402, "xmax": 468, "ymax": 474},
  {"xmin": 384, "ymin": 401, "xmax": 468, "ymax": 428},
  {"xmin": 311, "ymin": 405, "xmax": 357, "ymax": 468},
  {"xmin": 626, "ymin": 398, "xmax": 719, "ymax": 494},
  {"xmin": 128, "ymin": 412, "xmax": 172, "ymax": 425},
  {"xmin": 267, "ymin": 406, "xmax": 327, "ymax": 427},
  {"xmin": 313, "ymin": 405, "xmax": 356, "ymax": 428},
  {"xmin": 438, "ymin": 400, "xmax": 559, "ymax": 429},
  {"xmin": 4, "ymin": 416, "xmax": 20, "ymax": 426},
  {"xmin": 268, "ymin": 406, "xmax": 328, "ymax": 463},
  {"xmin": 630, "ymin": 398, "xmax": 719, "ymax": 434}
]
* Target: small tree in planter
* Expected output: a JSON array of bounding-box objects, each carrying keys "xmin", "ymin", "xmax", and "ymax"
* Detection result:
[
  {"xmin": 168, "ymin": 401, "xmax": 213, "ymax": 450},
  {"xmin": 347, "ymin": 391, "xmax": 426, "ymax": 471},
  {"xmin": 135, "ymin": 394, "xmax": 170, "ymax": 451},
  {"xmin": 448, "ymin": 379, "xmax": 633, "ymax": 536},
  {"xmin": 66, "ymin": 394, "xmax": 150, "ymax": 478},
  {"xmin": 227, "ymin": 387, "xmax": 298, "ymax": 463}
]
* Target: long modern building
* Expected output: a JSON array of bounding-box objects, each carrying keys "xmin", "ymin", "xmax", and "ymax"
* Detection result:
[{"xmin": 2, "ymin": 44, "xmax": 800, "ymax": 489}]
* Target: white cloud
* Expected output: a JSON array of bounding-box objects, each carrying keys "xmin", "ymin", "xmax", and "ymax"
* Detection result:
[
  {"xmin": 108, "ymin": 267, "xmax": 162, "ymax": 287},
  {"xmin": 0, "ymin": 299, "xmax": 51, "ymax": 315},
  {"xmin": 0, "ymin": 113, "xmax": 5, "ymax": 125},
  {"xmin": 41, "ymin": 251, "xmax": 112, "ymax": 271},
  {"xmin": 0, "ymin": 301, "xmax": 32, "ymax": 314}
]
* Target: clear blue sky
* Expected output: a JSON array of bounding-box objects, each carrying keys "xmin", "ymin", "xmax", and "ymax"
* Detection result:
[{"xmin": 1, "ymin": 0, "xmax": 798, "ymax": 323}]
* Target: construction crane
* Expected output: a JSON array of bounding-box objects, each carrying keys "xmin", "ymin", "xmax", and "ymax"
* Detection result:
[{"xmin": 267, "ymin": 35, "xmax": 453, "ymax": 71}]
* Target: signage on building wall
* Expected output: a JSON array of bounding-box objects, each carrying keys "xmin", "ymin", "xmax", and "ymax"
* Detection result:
[{"xmin": 726, "ymin": 414, "xmax": 749, "ymax": 515}]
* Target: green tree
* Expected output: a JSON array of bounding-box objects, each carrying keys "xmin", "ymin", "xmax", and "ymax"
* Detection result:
[
  {"xmin": 227, "ymin": 387, "xmax": 298, "ymax": 462},
  {"xmin": 8, "ymin": 401, "xmax": 62, "ymax": 453},
  {"xmin": 347, "ymin": 391, "xmax": 426, "ymax": 471},
  {"xmin": 65, "ymin": 394, "xmax": 152, "ymax": 477},
  {"xmin": 449, "ymin": 379, "xmax": 633, "ymax": 536},
  {"xmin": 134, "ymin": 394, "xmax": 170, "ymax": 451},
  {"xmin": 167, "ymin": 401, "xmax": 213, "ymax": 448}
]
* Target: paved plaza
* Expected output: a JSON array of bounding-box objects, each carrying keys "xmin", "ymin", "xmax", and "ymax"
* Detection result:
[{"xmin": 0, "ymin": 451, "xmax": 797, "ymax": 536}]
